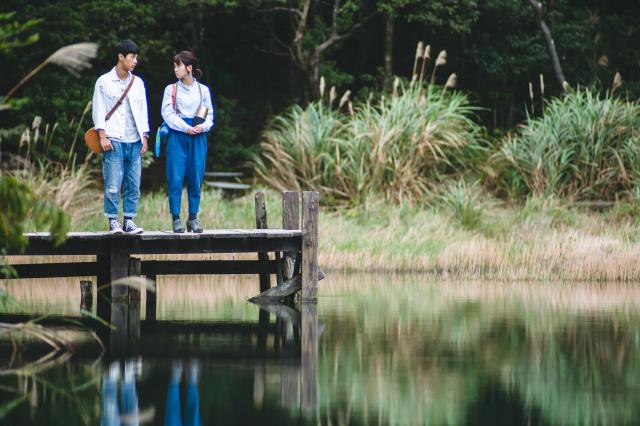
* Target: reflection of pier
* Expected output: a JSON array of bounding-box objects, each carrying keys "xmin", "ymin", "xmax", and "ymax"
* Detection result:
[{"xmin": 0, "ymin": 301, "xmax": 320, "ymax": 420}]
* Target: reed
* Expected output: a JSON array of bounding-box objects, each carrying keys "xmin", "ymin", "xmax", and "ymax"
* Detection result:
[
  {"xmin": 254, "ymin": 83, "xmax": 483, "ymax": 205},
  {"xmin": 491, "ymin": 88, "xmax": 640, "ymax": 200}
]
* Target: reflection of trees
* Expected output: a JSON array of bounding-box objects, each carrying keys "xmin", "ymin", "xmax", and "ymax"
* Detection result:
[{"xmin": 317, "ymin": 279, "xmax": 640, "ymax": 425}]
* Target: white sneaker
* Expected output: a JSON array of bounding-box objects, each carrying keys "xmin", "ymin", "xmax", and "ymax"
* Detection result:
[
  {"xmin": 124, "ymin": 219, "xmax": 143, "ymax": 234},
  {"xmin": 109, "ymin": 219, "xmax": 123, "ymax": 234}
]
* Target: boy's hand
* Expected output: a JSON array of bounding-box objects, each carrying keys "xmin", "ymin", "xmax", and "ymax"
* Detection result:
[
  {"xmin": 141, "ymin": 136, "xmax": 148, "ymax": 154},
  {"xmin": 100, "ymin": 136, "xmax": 113, "ymax": 152}
]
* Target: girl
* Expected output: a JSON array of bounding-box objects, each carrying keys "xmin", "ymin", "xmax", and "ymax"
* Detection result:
[{"xmin": 161, "ymin": 51, "xmax": 215, "ymax": 233}]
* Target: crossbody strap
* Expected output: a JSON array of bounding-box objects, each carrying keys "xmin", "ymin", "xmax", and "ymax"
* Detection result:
[
  {"xmin": 171, "ymin": 83, "xmax": 177, "ymax": 111},
  {"xmin": 105, "ymin": 75, "xmax": 136, "ymax": 121}
]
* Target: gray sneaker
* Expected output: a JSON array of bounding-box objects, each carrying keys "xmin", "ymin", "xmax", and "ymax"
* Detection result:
[{"xmin": 124, "ymin": 219, "xmax": 143, "ymax": 234}]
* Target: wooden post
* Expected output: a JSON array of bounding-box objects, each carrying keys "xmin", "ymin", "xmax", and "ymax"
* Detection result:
[
  {"xmin": 282, "ymin": 191, "xmax": 300, "ymax": 281},
  {"xmin": 301, "ymin": 191, "xmax": 319, "ymax": 302},
  {"xmin": 146, "ymin": 273, "xmax": 157, "ymax": 321},
  {"xmin": 80, "ymin": 280, "xmax": 93, "ymax": 313},
  {"xmin": 127, "ymin": 257, "xmax": 141, "ymax": 346},
  {"xmin": 96, "ymin": 254, "xmax": 110, "ymax": 321},
  {"xmin": 128, "ymin": 257, "xmax": 141, "ymax": 302},
  {"xmin": 255, "ymin": 192, "xmax": 271, "ymax": 292},
  {"xmin": 110, "ymin": 240, "xmax": 130, "ymax": 302}
]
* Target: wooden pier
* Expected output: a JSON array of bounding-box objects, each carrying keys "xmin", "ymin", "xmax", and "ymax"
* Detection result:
[{"xmin": 3, "ymin": 190, "xmax": 320, "ymax": 346}]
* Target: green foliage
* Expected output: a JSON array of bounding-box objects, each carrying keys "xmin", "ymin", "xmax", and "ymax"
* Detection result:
[
  {"xmin": 491, "ymin": 88, "xmax": 640, "ymax": 200},
  {"xmin": 0, "ymin": 176, "xmax": 69, "ymax": 252},
  {"xmin": 254, "ymin": 82, "xmax": 484, "ymax": 205},
  {"xmin": 0, "ymin": 12, "xmax": 39, "ymax": 53},
  {"xmin": 437, "ymin": 180, "xmax": 484, "ymax": 229}
]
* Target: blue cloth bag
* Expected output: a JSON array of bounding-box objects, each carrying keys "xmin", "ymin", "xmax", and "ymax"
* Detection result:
[{"xmin": 155, "ymin": 122, "xmax": 170, "ymax": 158}]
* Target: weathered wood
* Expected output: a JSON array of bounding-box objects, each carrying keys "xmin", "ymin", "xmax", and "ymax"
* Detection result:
[
  {"xmin": 96, "ymin": 254, "xmax": 110, "ymax": 322},
  {"xmin": 146, "ymin": 273, "xmax": 157, "ymax": 322},
  {"xmin": 80, "ymin": 280, "xmax": 93, "ymax": 312},
  {"xmin": 249, "ymin": 275, "xmax": 301, "ymax": 302},
  {"xmin": 128, "ymin": 257, "xmax": 142, "ymax": 302},
  {"xmin": 110, "ymin": 240, "xmax": 130, "ymax": 302},
  {"xmin": 300, "ymin": 302, "xmax": 318, "ymax": 416},
  {"xmin": 4, "ymin": 262, "xmax": 98, "ymax": 279},
  {"xmin": 255, "ymin": 192, "xmax": 271, "ymax": 292},
  {"xmin": 11, "ymin": 230, "xmax": 302, "ymax": 256},
  {"xmin": 248, "ymin": 270, "xmax": 325, "ymax": 302},
  {"xmin": 282, "ymin": 191, "xmax": 300, "ymax": 281},
  {"xmin": 301, "ymin": 191, "xmax": 319, "ymax": 302},
  {"xmin": 141, "ymin": 260, "xmax": 277, "ymax": 276}
]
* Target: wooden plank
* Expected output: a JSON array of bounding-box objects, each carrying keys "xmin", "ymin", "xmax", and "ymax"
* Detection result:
[
  {"xmin": 255, "ymin": 192, "xmax": 271, "ymax": 292},
  {"xmin": 3, "ymin": 262, "xmax": 98, "ymax": 279},
  {"xmin": 301, "ymin": 191, "xmax": 319, "ymax": 302},
  {"xmin": 249, "ymin": 275, "xmax": 301, "ymax": 302},
  {"xmin": 24, "ymin": 229, "xmax": 301, "ymax": 239},
  {"xmin": 14, "ymin": 234, "xmax": 301, "ymax": 256},
  {"xmin": 141, "ymin": 260, "xmax": 278, "ymax": 275},
  {"xmin": 248, "ymin": 270, "xmax": 325, "ymax": 302}
]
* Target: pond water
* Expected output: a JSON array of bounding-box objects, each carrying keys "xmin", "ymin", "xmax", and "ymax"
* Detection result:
[{"xmin": 1, "ymin": 274, "xmax": 640, "ymax": 425}]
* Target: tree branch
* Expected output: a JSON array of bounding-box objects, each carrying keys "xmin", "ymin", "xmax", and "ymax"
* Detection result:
[{"xmin": 527, "ymin": 0, "xmax": 568, "ymax": 92}]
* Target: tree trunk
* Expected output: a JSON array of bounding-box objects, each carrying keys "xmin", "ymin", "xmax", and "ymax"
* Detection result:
[
  {"xmin": 383, "ymin": 13, "xmax": 394, "ymax": 91},
  {"xmin": 527, "ymin": 0, "xmax": 568, "ymax": 92}
]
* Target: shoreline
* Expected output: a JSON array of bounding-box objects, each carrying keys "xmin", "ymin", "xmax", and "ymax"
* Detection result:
[{"xmin": 14, "ymin": 189, "xmax": 640, "ymax": 282}]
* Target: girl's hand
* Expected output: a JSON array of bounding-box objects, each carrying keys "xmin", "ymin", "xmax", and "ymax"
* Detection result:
[
  {"xmin": 194, "ymin": 124, "xmax": 203, "ymax": 134},
  {"xmin": 187, "ymin": 126, "xmax": 197, "ymax": 135}
]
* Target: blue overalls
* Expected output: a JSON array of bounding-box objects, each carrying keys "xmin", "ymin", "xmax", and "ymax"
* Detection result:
[{"xmin": 166, "ymin": 118, "xmax": 207, "ymax": 216}]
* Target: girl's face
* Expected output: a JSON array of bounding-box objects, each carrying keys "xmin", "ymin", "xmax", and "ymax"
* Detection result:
[{"xmin": 174, "ymin": 61, "xmax": 192, "ymax": 79}]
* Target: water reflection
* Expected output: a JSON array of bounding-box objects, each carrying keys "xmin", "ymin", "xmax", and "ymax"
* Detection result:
[
  {"xmin": 2, "ymin": 275, "xmax": 640, "ymax": 425},
  {"xmin": 164, "ymin": 360, "xmax": 201, "ymax": 426}
]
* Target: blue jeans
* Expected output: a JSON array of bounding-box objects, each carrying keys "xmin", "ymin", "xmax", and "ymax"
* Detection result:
[
  {"xmin": 166, "ymin": 118, "xmax": 207, "ymax": 216},
  {"xmin": 103, "ymin": 140, "xmax": 142, "ymax": 219}
]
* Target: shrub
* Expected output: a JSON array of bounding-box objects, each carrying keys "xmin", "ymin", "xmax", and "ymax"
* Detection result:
[
  {"xmin": 254, "ymin": 83, "xmax": 484, "ymax": 205},
  {"xmin": 492, "ymin": 88, "xmax": 640, "ymax": 200}
]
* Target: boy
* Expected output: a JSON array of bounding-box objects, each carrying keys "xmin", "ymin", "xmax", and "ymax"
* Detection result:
[{"xmin": 92, "ymin": 40, "xmax": 149, "ymax": 234}]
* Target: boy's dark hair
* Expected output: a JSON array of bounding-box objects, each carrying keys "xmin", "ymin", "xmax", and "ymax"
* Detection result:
[{"xmin": 115, "ymin": 40, "xmax": 139, "ymax": 59}]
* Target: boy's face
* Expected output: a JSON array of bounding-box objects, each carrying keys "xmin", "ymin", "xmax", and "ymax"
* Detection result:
[{"xmin": 118, "ymin": 53, "xmax": 138, "ymax": 72}]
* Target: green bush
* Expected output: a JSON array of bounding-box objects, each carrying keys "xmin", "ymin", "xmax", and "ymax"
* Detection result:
[
  {"xmin": 254, "ymin": 83, "xmax": 484, "ymax": 205},
  {"xmin": 492, "ymin": 88, "xmax": 640, "ymax": 200}
]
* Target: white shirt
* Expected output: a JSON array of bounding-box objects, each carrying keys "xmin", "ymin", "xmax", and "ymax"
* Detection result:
[
  {"xmin": 161, "ymin": 79, "xmax": 215, "ymax": 133},
  {"xmin": 92, "ymin": 67, "xmax": 150, "ymax": 142}
]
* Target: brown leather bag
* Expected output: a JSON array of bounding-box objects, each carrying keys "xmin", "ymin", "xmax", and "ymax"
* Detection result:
[{"xmin": 84, "ymin": 75, "xmax": 136, "ymax": 153}]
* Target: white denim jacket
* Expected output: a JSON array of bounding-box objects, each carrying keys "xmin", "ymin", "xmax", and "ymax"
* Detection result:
[{"xmin": 92, "ymin": 67, "xmax": 150, "ymax": 142}]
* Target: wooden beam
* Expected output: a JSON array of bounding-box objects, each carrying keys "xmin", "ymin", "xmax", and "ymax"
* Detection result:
[
  {"xmin": 255, "ymin": 192, "xmax": 271, "ymax": 292},
  {"xmin": 2, "ymin": 262, "xmax": 99, "ymax": 279},
  {"xmin": 141, "ymin": 260, "xmax": 278, "ymax": 276},
  {"xmin": 301, "ymin": 191, "xmax": 319, "ymax": 302}
]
